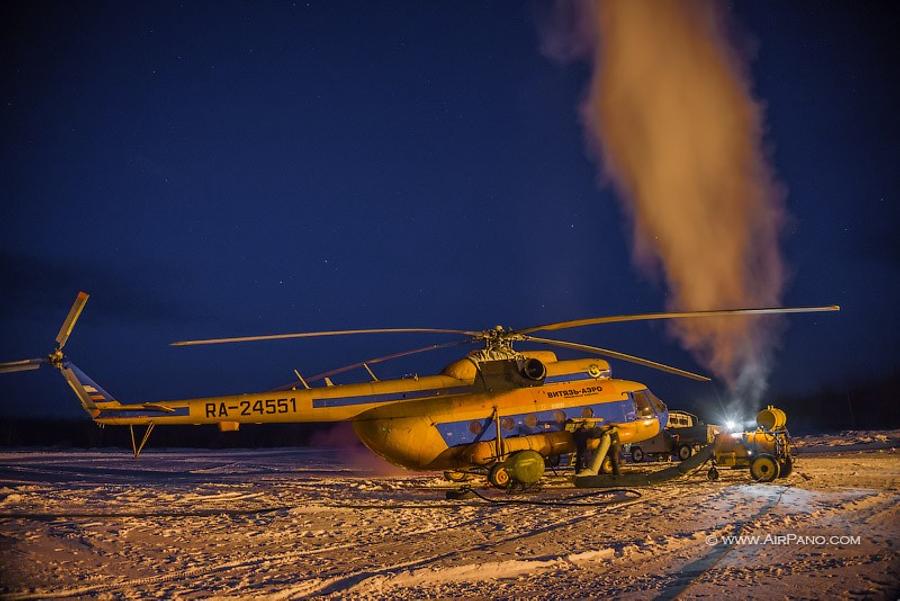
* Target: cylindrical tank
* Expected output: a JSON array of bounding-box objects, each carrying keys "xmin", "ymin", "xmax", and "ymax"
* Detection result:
[
  {"xmin": 462, "ymin": 430, "xmax": 575, "ymax": 465},
  {"xmin": 743, "ymin": 430, "xmax": 779, "ymax": 454},
  {"xmin": 505, "ymin": 450, "xmax": 546, "ymax": 486},
  {"xmin": 757, "ymin": 405, "xmax": 787, "ymax": 431}
]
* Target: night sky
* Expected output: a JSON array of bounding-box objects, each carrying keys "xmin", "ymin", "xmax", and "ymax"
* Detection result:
[{"xmin": 1, "ymin": 2, "xmax": 897, "ymax": 423}]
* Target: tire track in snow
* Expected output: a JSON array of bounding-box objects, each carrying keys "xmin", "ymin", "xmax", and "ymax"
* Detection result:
[
  {"xmin": 306, "ymin": 495, "xmax": 653, "ymax": 598},
  {"xmin": 651, "ymin": 485, "xmax": 787, "ymax": 600},
  {"xmin": 2, "ymin": 493, "xmax": 524, "ymax": 600}
]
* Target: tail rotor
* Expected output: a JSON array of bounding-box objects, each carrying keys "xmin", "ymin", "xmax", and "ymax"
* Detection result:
[{"xmin": 0, "ymin": 291, "xmax": 90, "ymax": 373}]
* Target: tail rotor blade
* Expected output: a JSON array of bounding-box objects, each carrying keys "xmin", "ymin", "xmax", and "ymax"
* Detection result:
[
  {"xmin": 523, "ymin": 335, "xmax": 711, "ymax": 382},
  {"xmin": 60, "ymin": 365, "xmax": 96, "ymax": 410},
  {"xmin": 0, "ymin": 358, "xmax": 46, "ymax": 374},
  {"xmin": 55, "ymin": 291, "xmax": 90, "ymax": 349}
]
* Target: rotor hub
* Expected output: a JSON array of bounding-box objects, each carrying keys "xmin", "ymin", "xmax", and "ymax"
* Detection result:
[
  {"xmin": 48, "ymin": 349, "xmax": 64, "ymax": 367},
  {"xmin": 468, "ymin": 326, "xmax": 526, "ymax": 362}
]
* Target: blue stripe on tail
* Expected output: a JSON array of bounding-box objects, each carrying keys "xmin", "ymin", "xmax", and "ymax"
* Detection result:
[{"xmin": 66, "ymin": 362, "xmax": 118, "ymax": 404}]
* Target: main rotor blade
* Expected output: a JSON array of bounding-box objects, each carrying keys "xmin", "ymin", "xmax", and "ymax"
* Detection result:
[
  {"xmin": 516, "ymin": 305, "xmax": 841, "ymax": 336},
  {"xmin": 523, "ymin": 335, "xmax": 711, "ymax": 382},
  {"xmin": 55, "ymin": 291, "xmax": 90, "ymax": 349},
  {"xmin": 0, "ymin": 358, "xmax": 46, "ymax": 374},
  {"xmin": 305, "ymin": 339, "xmax": 475, "ymax": 383},
  {"xmin": 172, "ymin": 327, "xmax": 479, "ymax": 347}
]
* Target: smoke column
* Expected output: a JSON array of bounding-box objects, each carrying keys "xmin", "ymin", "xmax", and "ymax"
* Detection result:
[{"xmin": 542, "ymin": 0, "xmax": 786, "ymax": 406}]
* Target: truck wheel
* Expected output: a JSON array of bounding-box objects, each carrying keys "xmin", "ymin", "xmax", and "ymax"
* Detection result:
[
  {"xmin": 750, "ymin": 454, "xmax": 781, "ymax": 482},
  {"xmin": 488, "ymin": 463, "xmax": 511, "ymax": 489},
  {"xmin": 631, "ymin": 447, "xmax": 644, "ymax": 463},
  {"xmin": 677, "ymin": 444, "xmax": 693, "ymax": 461},
  {"xmin": 778, "ymin": 456, "xmax": 794, "ymax": 478}
]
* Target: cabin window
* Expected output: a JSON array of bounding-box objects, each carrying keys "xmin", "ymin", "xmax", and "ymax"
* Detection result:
[
  {"xmin": 648, "ymin": 391, "xmax": 667, "ymax": 414},
  {"xmin": 633, "ymin": 390, "xmax": 655, "ymax": 418},
  {"xmin": 581, "ymin": 407, "xmax": 594, "ymax": 418},
  {"xmin": 524, "ymin": 414, "xmax": 539, "ymax": 428},
  {"xmin": 501, "ymin": 416, "xmax": 516, "ymax": 431},
  {"xmin": 553, "ymin": 410, "xmax": 567, "ymax": 424},
  {"xmin": 468, "ymin": 421, "xmax": 483, "ymax": 435}
]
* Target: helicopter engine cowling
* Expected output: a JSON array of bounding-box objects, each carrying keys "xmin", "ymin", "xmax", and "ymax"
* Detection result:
[{"xmin": 520, "ymin": 357, "xmax": 547, "ymax": 382}]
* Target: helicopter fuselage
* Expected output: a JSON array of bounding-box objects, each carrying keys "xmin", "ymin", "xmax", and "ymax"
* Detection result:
[
  {"xmin": 4, "ymin": 292, "xmax": 838, "ymax": 475},
  {"xmin": 88, "ymin": 352, "xmax": 667, "ymax": 470}
]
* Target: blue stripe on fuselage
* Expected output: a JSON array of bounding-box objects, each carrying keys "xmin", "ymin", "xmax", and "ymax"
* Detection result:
[
  {"xmin": 312, "ymin": 385, "xmax": 473, "ymax": 408},
  {"xmin": 96, "ymin": 407, "xmax": 190, "ymax": 419},
  {"xmin": 435, "ymin": 397, "xmax": 638, "ymax": 447}
]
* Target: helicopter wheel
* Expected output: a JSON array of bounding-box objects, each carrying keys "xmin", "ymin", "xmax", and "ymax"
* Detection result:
[
  {"xmin": 707, "ymin": 467, "xmax": 720, "ymax": 481},
  {"xmin": 443, "ymin": 470, "xmax": 471, "ymax": 482},
  {"xmin": 487, "ymin": 463, "xmax": 511, "ymax": 489},
  {"xmin": 600, "ymin": 456, "xmax": 614, "ymax": 475},
  {"xmin": 750, "ymin": 454, "xmax": 781, "ymax": 482},
  {"xmin": 677, "ymin": 444, "xmax": 693, "ymax": 461}
]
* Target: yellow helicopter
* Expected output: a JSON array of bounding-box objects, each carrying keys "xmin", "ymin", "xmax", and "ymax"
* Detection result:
[{"xmin": 1, "ymin": 292, "xmax": 839, "ymax": 488}]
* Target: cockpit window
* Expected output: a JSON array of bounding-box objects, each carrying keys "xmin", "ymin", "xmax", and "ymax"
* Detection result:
[
  {"xmin": 648, "ymin": 391, "xmax": 666, "ymax": 414},
  {"xmin": 632, "ymin": 390, "xmax": 655, "ymax": 418}
]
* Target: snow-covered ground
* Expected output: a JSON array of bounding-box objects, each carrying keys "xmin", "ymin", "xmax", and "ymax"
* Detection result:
[{"xmin": 0, "ymin": 432, "xmax": 897, "ymax": 599}]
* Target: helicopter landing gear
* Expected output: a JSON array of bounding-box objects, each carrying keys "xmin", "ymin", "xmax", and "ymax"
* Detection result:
[
  {"xmin": 600, "ymin": 455, "xmax": 614, "ymax": 475},
  {"xmin": 443, "ymin": 470, "xmax": 473, "ymax": 483},
  {"xmin": 707, "ymin": 466, "xmax": 720, "ymax": 481},
  {"xmin": 631, "ymin": 446, "xmax": 644, "ymax": 463},
  {"xmin": 488, "ymin": 463, "xmax": 511, "ymax": 489},
  {"xmin": 129, "ymin": 423, "xmax": 155, "ymax": 459},
  {"xmin": 677, "ymin": 444, "xmax": 693, "ymax": 461}
]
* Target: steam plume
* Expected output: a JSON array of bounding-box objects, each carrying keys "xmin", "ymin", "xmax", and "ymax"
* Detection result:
[{"xmin": 542, "ymin": 0, "xmax": 786, "ymax": 404}]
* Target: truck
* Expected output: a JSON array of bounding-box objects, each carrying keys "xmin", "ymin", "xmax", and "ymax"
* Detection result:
[{"xmin": 628, "ymin": 410, "xmax": 720, "ymax": 463}]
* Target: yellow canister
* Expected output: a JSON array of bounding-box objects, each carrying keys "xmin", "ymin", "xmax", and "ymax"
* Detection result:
[{"xmin": 756, "ymin": 405, "xmax": 787, "ymax": 431}]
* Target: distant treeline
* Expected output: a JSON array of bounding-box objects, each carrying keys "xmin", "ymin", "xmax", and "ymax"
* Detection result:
[
  {"xmin": 0, "ymin": 420, "xmax": 339, "ymax": 450},
  {"xmin": 0, "ymin": 370, "xmax": 897, "ymax": 448},
  {"xmin": 774, "ymin": 368, "xmax": 899, "ymax": 434}
]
